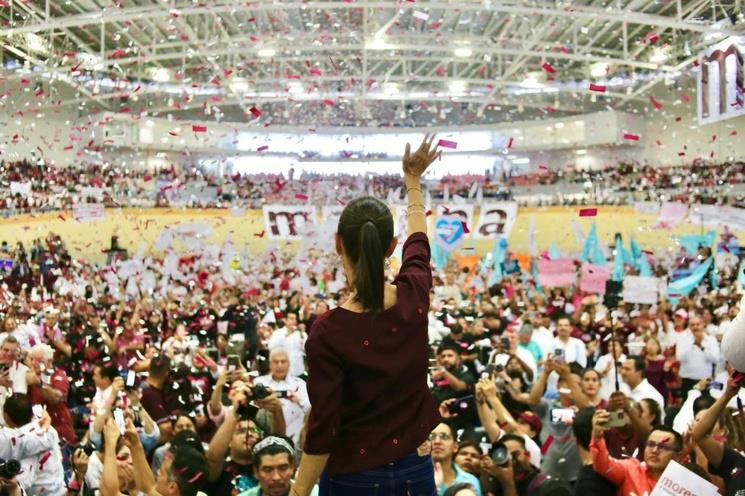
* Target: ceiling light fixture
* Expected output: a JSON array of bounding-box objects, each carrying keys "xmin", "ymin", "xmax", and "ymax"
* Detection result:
[
  {"xmin": 454, "ymin": 47, "xmax": 473, "ymax": 58},
  {"xmin": 257, "ymin": 48, "xmax": 276, "ymax": 58},
  {"xmin": 448, "ymin": 80, "xmax": 468, "ymax": 93},
  {"xmin": 590, "ymin": 62, "xmax": 609, "ymax": 78},
  {"xmin": 149, "ymin": 67, "xmax": 172, "ymax": 82}
]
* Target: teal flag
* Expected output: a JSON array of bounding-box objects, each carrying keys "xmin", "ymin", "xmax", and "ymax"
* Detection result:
[
  {"xmin": 581, "ymin": 223, "xmax": 606, "ymax": 266},
  {"xmin": 666, "ymin": 257, "xmax": 713, "ymax": 299},
  {"xmin": 612, "ymin": 236, "xmax": 625, "ymax": 281},
  {"xmin": 431, "ymin": 242, "xmax": 450, "ymax": 271},
  {"xmin": 639, "ymin": 252, "xmax": 653, "ymax": 277},
  {"xmin": 677, "ymin": 231, "xmax": 716, "ymax": 254},
  {"xmin": 549, "ymin": 243, "xmax": 560, "ymax": 261}
]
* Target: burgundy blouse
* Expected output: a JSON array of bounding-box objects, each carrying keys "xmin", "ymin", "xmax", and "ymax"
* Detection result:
[{"xmin": 304, "ymin": 232, "xmax": 440, "ymax": 474}]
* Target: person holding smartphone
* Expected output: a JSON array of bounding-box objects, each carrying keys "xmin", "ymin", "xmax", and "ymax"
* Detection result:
[{"xmin": 292, "ymin": 135, "xmax": 443, "ymax": 496}]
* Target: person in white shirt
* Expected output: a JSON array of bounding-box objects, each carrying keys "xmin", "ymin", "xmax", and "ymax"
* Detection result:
[
  {"xmin": 594, "ymin": 339, "xmax": 626, "ymax": 401},
  {"xmin": 0, "ymin": 336, "xmax": 28, "ymax": 426},
  {"xmin": 620, "ymin": 356, "xmax": 665, "ymax": 422},
  {"xmin": 254, "ymin": 348, "xmax": 310, "ymax": 444},
  {"xmin": 266, "ymin": 312, "xmax": 307, "ymax": 378},
  {"xmin": 162, "ymin": 323, "xmax": 198, "ymax": 367},
  {"xmin": 676, "ymin": 314, "xmax": 722, "ymax": 396},
  {"xmin": 672, "ymin": 362, "xmax": 745, "ymax": 435},
  {"xmin": 4, "ymin": 393, "xmax": 65, "ymax": 496},
  {"xmin": 551, "ymin": 316, "xmax": 587, "ymax": 367},
  {"xmin": 90, "ymin": 362, "xmax": 119, "ymax": 413}
]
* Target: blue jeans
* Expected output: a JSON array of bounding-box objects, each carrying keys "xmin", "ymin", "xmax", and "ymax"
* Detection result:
[{"xmin": 319, "ymin": 452, "xmax": 435, "ymax": 495}]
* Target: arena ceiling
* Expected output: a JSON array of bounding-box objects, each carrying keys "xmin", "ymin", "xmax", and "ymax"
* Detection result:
[{"xmin": 1, "ymin": 0, "xmax": 743, "ymax": 128}]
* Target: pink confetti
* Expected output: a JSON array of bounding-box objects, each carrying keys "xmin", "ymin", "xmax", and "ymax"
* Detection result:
[
  {"xmin": 111, "ymin": 49, "xmax": 128, "ymax": 58},
  {"xmin": 541, "ymin": 62, "xmax": 556, "ymax": 74},
  {"xmin": 187, "ymin": 471, "xmax": 204, "ymax": 484},
  {"xmin": 257, "ymin": 145, "xmax": 269, "ymax": 152},
  {"xmin": 507, "ymin": 137, "xmax": 514, "ymax": 148},
  {"xmin": 681, "ymin": 94, "xmax": 690, "ymax": 103},
  {"xmin": 461, "ymin": 221, "xmax": 470, "ymax": 234},
  {"xmin": 309, "ymin": 68, "xmax": 323, "ymax": 76},
  {"xmin": 579, "ymin": 208, "xmax": 597, "ymax": 217},
  {"xmin": 295, "ymin": 194, "xmax": 309, "ymax": 201},
  {"xmin": 623, "ymin": 133, "xmax": 640, "ymax": 141},
  {"xmin": 249, "ymin": 106, "xmax": 262, "ymax": 118},
  {"xmin": 589, "ymin": 83, "xmax": 607, "ymax": 92},
  {"xmin": 545, "ymin": 105, "xmax": 557, "ymax": 113},
  {"xmin": 730, "ymin": 131, "xmax": 738, "ymax": 136},
  {"xmin": 192, "ymin": 125, "xmax": 207, "ymax": 133},
  {"xmin": 645, "ymin": 32, "xmax": 660, "ymax": 44},
  {"xmin": 322, "ymin": 99, "xmax": 335, "ymax": 107},
  {"xmin": 649, "ymin": 96, "xmax": 663, "ymax": 109},
  {"xmin": 437, "ymin": 139, "xmax": 457, "ymax": 149},
  {"xmin": 425, "ymin": 210, "xmax": 433, "ymax": 217}
]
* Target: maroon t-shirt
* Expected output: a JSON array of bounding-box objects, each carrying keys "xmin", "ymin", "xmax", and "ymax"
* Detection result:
[{"xmin": 304, "ymin": 232, "xmax": 440, "ymax": 474}]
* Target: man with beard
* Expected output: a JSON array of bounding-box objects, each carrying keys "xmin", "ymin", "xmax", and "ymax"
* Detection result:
[
  {"xmin": 481, "ymin": 434, "xmax": 547, "ymax": 496},
  {"xmin": 431, "ymin": 343, "xmax": 477, "ymax": 431}
]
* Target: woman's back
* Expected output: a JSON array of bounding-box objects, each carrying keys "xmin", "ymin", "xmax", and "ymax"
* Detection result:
[{"xmin": 304, "ymin": 232, "xmax": 440, "ymax": 475}]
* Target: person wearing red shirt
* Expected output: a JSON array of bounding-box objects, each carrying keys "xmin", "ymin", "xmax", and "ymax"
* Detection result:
[
  {"xmin": 292, "ymin": 136, "xmax": 442, "ymax": 496},
  {"xmin": 25, "ymin": 343, "xmax": 77, "ymax": 445},
  {"xmin": 591, "ymin": 409, "xmax": 686, "ymax": 495}
]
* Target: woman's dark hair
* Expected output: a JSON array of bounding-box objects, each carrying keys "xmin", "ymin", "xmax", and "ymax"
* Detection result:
[
  {"xmin": 443, "ymin": 483, "xmax": 477, "ymax": 496},
  {"xmin": 640, "ymin": 398, "xmax": 662, "ymax": 426},
  {"xmin": 337, "ymin": 196, "xmax": 394, "ymax": 313}
]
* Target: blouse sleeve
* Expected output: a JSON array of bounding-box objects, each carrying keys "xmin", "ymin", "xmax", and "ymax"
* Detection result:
[
  {"xmin": 394, "ymin": 232, "xmax": 432, "ymax": 303},
  {"xmin": 303, "ymin": 322, "xmax": 345, "ymax": 455}
]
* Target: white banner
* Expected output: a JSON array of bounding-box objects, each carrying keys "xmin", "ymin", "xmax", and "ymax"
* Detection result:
[
  {"xmin": 622, "ymin": 276, "xmax": 663, "ymax": 305},
  {"xmin": 634, "ymin": 201, "xmax": 660, "ymax": 215},
  {"xmin": 9, "ymin": 181, "xmax": 31, "ymax": 196},
  {"xmin": 435, "ymin": 204, "xmax": 474, "ymax": 233},
  {"xmin": 262, "ymin": 205, "xmax": 315, "ymax": 240},
  {"xmin": 689, "ymin": 204, "xmax": 745, "ymax": 231},
  {"xmin": 651, "ymin": 460, "xmax": 719, "ymax": 496},
  {"xmin": 473, "ymin": 202, "xmax": 519, "ymax": 239},
  {"xmin": 81, "ymin": 186, "xmax": 105, "ymax": 200},
  {"xmin": 72, "ymin": 203, "xmax": 105, "ymax": 222}
]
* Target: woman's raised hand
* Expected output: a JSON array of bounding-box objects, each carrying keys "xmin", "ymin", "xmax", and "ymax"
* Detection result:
[{"xmin": 403, "ymin": 133, "xmax": 442, "ymax": 178}]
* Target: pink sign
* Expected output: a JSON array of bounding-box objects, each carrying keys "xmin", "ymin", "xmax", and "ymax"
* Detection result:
[
  {"xmin": 653, "ymin": 202, "xmax": 688, "ymax": 229},
  {"xmin": 537, "ymin": 258, "xmax": 576, "ymax": 287},
  {"xmin": 580, "ymin": 264, "xmax": 610, "ymax": 294}
]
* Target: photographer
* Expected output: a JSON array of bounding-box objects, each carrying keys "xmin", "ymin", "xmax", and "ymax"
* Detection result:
[
  {"xmin": 481, "ymin": 434, "xmax": 546, "ymax": 496},
  {"xmin": 520, "ymin": 358, "xmax": 589, "ymax": 483},
  {"xmin": 473, "ymin": 378, "xmax": 542, "ymax": 467},
  {"xmin": 204, "ymin": 383, "xmax": 267, "ymax": 494},
  {"xmin": 432, "ymin": 343, "xmax": 478, "ymax": 431},
  {"xmin": 254, "ymin": 348, "xmax": 310, "ymax": 444},
  {"xmin": 207, "ymin": 372, "xmax": 286, "ymax": 436}
]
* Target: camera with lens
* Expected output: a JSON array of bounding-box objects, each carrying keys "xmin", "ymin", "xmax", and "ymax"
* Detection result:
[
  {"xmin": 490, "ymin": 442, "xmax": 510, "ymax": 466},
  {"xmin": 0, "ymin": 458, "xmax": 21, "ymax": 479},
  {"xmin": 250, "ymin": 383, "xmax": 271, "ymax": 400}
]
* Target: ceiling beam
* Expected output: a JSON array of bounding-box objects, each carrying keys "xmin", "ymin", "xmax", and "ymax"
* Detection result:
[{"xmin": 3, "ymin": 1, "xmax": 739, "ymax": 37}]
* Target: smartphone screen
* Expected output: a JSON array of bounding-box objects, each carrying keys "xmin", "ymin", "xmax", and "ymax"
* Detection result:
[
  {"xmin": 551, "ymin": 408, "xmax": 575, "ymax": 423},
  {"xmin": 448, "ymin": 395, "xmax": 474, "ymax": 414}
]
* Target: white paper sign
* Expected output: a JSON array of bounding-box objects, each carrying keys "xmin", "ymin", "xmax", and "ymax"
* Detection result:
[
  {"xmin": 10, "ymin": 181, "xmax": 31, "ymax": 196},
  {"xmin": 72, "ymin": 203, "xmax": 105, "ymax": 222},
  {"xmin": 650, "ymin": 460, "xmax": 719, "ymax": 496},
  {"xmin": 622, "ymin": 276, "xmax": 662, "ymax": 304},
  {"xmin": 474, "ymin": 202, "xmax": 518, "ymax": 239}
]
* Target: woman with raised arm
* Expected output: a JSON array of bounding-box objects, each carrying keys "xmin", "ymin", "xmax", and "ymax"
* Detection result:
[{"xmin": 291, "ymin": 135, "xmax": 442, "ymax": 496}]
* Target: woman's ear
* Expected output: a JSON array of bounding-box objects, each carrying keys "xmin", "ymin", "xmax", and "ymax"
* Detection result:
[
  {"xmin": 385, "ymin": 237, "xmax": 398, "ymax": 258},
  {"xmin": 335, "ymin": 233, "xmax": 343, "ymax": 256}
]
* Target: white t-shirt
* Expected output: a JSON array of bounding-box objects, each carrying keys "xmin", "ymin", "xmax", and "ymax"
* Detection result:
[
  {"xmin": 0, "ymin": 361, "xmax": 28, "ymax": 426},
  {"xmin": 254, "ymin": 374, "xmax": 310, "ymax": 444}
]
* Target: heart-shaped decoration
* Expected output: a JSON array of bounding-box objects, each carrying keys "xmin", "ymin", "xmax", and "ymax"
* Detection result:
[{"xmin": 435, "ymin": 216, "xmax": 465, "ymax": 253}]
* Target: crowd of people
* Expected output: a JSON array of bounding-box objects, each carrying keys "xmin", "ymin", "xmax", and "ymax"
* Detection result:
[
  {"xmin": 0, "ymin": 214, "xmax": 741, "ymax": 495},
  {"xmin": 2, "ymin": 158, "xmax": 745, "ymax": 214}
]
